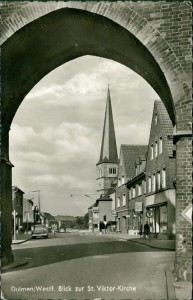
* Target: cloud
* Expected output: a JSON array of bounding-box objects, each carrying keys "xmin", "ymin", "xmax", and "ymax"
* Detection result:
[{"xmin": 10, "ymin": 56, "xmax": 158, "ymax": 216}]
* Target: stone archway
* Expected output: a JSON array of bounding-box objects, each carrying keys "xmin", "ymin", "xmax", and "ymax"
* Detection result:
[{"xmin": 1, "ymin": 3, "xmax": 192, "ymax": 281}]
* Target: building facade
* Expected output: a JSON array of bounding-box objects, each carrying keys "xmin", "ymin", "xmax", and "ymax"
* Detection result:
[
  {"xmin": 116, "ymin": 145, "xmax": 147, "ymax": 233},
  {"xmin": 12, "ymin": 186, "xmax": 24, "ymax": 231},
  {"xmin": 144, "ymin": 100, "xmax": 176, "ymax": 239},
  {"xmin": 89, "ymin": 195, "xmax": 113, "ymax": 232},
  {"xmin": 126, "ymin": 157, "xmax": 147, "ymax": 235}
]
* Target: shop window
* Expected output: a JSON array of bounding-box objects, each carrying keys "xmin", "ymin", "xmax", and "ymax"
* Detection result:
[
  {"xmin": 152, "ymin": 174, "xmax": 156, "ymax": 192},
  {"xmin": 150, "ymin": 144, "xmax": 154, "ymax": 160},
  {"xmin": 161, "ymin": 169, "xmax": 166, "ymax": 188},
  {"xmin": 117, "ymin": 197, "xmax": 120, "ymax": 208},
  {"xmin": 157, "ymin": 172, "xmax": 161, "ymax": 189},
  {"xmin": 122, "ymin": 194, "xmax": 126, "ymax": 206},
  {"xmin": 155, "ymin": 141, "xmax": 158, "ymax": 157},
  {"xmin": 159, "ymin": 137, "xmax": 163, "ymax": 154},
  {"xmin": 148, "ymin": 176, "xmax": 152, "ymax": 193}
]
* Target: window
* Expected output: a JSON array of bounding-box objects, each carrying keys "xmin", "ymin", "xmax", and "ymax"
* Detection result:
[
  {"xmin": 128, "ymin": 189, "xmax": 131, "ymax": 200},
  {"xmin": 155, "ymin": 113, "xmax": 158, "ymax": 125},
  {"xmin": 117, "ymin": 197, "xmax": 120, "ymax": 208},
  {"xmin": 122, "ymin": 194, "xmax": 126, "ymax": 206},
  {"xmin": 109, "ymin": 167, "xmax": 112, "ymax": 174},
  {"xmin": 151, "ymin": 144, "xmax": 154, "ymax": 160},
  {"xmin": 161, "ymin": 169, "xmax": 166, "ymax": 188},
  {"xmin": 138, "ymin": 184, "xmax": 142, "ymax": 196},
  {"xmin": 157, "ymin": 172, "xmax": 161, "ymax": 189},
  {"xmin": 132, "ymin": 187, "xmax": 136, "ymax": 198},
  {"xmin": 143, "ymin": 180, "xmax": 146, "ymax": 194},
  {"xmin": 118, "ymin": 178, "xmax": 121, "ymax": 187},
  {"xmin": 121, "ymin": 175, "xmax": 125, "ymax": 185},
  {"xmin": 159, "ymin": 137, "xmax": 163, "ymax": 154},
  {"xmin": 113, "ymin": 167, "xmax": 116, "ymax": 174},
  {"xmin": 93, "ymin": 212, "xmax": 99, "ymax": 218},
  {"xmin": 152, "ymin": 174, "xmax": 156, "ymax": 192},
  {"xmin": 148, "ymin": 176, "xmax": 152, "ymax": 193},
  {"xmin": 155, "ymin": 141, "xmax": 158, "ymax": 157}
]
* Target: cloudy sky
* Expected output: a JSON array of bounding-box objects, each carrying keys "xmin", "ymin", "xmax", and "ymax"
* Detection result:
[{"xmin": 10, "ymin": 56, "xmax": 159, "ymax": 216}]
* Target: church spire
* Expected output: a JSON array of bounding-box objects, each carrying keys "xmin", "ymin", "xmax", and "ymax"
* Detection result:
[{"xmin": 97, "ymin": 86, "xmax": 118, "ymax": 164}]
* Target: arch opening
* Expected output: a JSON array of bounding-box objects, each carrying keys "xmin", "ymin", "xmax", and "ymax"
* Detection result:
[{"xmin": 2, "ymin": 7, "xmax": 175, "ymax": 132}]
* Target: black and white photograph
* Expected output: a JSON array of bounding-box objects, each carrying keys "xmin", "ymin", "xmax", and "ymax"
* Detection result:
[{"xmin": 1, "ymin": 1, "xmax": 192, "ymax": 300}]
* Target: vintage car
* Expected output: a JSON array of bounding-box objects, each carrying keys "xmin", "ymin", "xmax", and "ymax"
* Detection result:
[{"xmin": 31, "ymin": 224, "xmax": 48, "ymax": 239}]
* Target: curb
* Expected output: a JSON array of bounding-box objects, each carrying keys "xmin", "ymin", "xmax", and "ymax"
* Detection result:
[
  {"xmin": 2, "ymin": 258, "xmax": 28, "ymax": 273},
  {"xmin": 12, "ymin": 237, "xmax": 32, "ymax": 244},
  {"xmin": 165, "ymin": 265, "xmax": 176, "ymax": 300},
  {"xmin": 126, "ymin": 238, "xmax": 175, "ymax": 251}
]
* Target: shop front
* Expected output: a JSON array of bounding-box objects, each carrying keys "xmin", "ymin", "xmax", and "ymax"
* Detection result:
[
  {"xmin": 128, "ymin": 201, "xmax": 143, "ymax": 235},
  {"xmin": 144, "ymin": 189, "xmax": 176, "ymax": 239}
]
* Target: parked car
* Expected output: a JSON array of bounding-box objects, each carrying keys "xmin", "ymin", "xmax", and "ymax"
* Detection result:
[
  {"xmin": 31, "ymin": 224, "xmax": 48, "ymax": 239},
  {"xmin": 59, "ymin": 228, "xmax": 65, "ymax": 233}
]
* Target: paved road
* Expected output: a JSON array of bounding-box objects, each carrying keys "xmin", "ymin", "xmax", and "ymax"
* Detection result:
[{"xmin": 2, "ymin": 233, "xmax": 174, "ymax": 299}]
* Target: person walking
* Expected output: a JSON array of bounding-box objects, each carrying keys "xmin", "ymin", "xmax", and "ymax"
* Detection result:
[{"xmin": 144, "ymin": 221, "xmax": 150, "ymax": 240}]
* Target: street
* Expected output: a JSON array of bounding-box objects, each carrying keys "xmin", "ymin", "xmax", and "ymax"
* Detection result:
[{"xmin": 2, "ymin": 233, "xmax": 174, "ymax": 299}]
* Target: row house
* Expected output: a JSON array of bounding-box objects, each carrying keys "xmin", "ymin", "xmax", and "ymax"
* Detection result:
[
  {"xmin": 12, "ymin": 186, "xmax": 24, "ymax": 231},
  {"xmin": 124, "ymin": 100, "xmax": 176, "ymax": 239},
  {"xmin": 144, "ymin": 100, "xmax": 176, "ymax": 239},
  {"xmin": 116, "ymin": 145, "xmax": 147, "ymax": 233},
  {"xmin": 126, "ymin": 156, "xmax": 147, "ymax": 235}
]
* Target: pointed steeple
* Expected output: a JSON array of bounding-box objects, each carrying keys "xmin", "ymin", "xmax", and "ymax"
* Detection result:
[{"xmin": 97, "ymin": 86, "xmax": 118, "ymax": 165}]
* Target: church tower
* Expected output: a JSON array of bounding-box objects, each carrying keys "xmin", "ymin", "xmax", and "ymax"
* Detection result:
[{"xmin": 96, "ymin": 86, "xmax": 119, "ymax": 195}]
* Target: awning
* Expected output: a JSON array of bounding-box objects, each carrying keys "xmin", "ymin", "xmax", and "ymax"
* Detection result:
[{"xmin": 146, "ymin": 201, "xmax": 167, "ymax": 209}]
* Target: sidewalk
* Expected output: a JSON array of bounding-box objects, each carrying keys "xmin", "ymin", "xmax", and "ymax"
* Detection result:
[
  {"xmin": 12, "ymin": 233, "xmax": 32, "ymax": 244},
  {"xmin": 104, "ymin": 231, "xmax": 175, "ymax": 250},
  {"xmin": 104, "ymin": 232, "xmax": 192, "ymax": 300}
]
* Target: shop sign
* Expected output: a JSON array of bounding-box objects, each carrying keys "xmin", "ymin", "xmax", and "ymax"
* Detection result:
[
  {"xmin": 182, "ymin": 204, "xmax": 192, "ymax": 224},
  {"xmin": 135, "ymin": 202, "xmax": 142, "ymax": 212}
]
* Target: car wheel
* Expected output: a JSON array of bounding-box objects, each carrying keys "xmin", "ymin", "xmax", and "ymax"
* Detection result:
[{"xmin": 45, "ymin": 235, "xmax": 48, "ymax": 239}]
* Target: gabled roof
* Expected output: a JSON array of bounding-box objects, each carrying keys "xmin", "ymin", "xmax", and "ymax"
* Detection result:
[
  {"xmin": 119, "ymin": 144, "xmax": 148, "ymax": 180},
  {"xmin": 42, "ymin": 212, "xmax": 56, "ymax": 221},
  {"xmin": 97, "ymin": 87, "xmax": 118, "ymax": 165},
  {"xmin": 155, "ymin": 100, "xmax": 173, "ymax": 156}
]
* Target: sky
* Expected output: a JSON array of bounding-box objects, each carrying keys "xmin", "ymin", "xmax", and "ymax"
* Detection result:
[{"xmin": 9, "ymin": 55, "xmax": 159, "ymax": 216}]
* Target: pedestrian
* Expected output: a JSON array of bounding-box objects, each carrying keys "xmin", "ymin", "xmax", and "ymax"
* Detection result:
[
  {"xmin": 138, "ymin": 223, "xmax": 143, "ymax": 238},
  {"xmin": 144, "ymin": 221, "xmax": 150, "ymax": 240}
]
